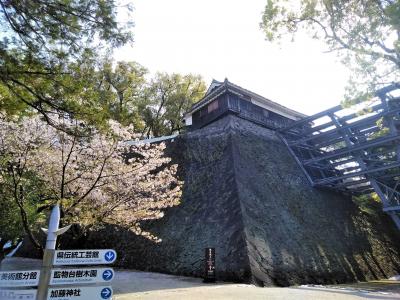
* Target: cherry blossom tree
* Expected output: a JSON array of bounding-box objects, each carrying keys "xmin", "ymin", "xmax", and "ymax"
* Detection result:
[{"xmin": 0, "ymin": 114, "xmax": 182, "ymax": 254}]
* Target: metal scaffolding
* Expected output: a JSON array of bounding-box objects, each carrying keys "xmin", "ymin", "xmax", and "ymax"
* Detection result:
[{"xmin": 279, "ymin": 83, "xmax": 400, "ymax": 229}]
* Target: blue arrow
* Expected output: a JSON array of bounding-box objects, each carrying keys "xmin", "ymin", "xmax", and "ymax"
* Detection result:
[
  {"xmin": 101, "ymin": 287, "xmax": 112, "ymax": 299},
  {"xmin": 104, "ymin": 251, "xmax": 115, "ymax": 262},
  {"xmin": 102, "ymin": 269, "xmax": 113, "ymax": 281}
]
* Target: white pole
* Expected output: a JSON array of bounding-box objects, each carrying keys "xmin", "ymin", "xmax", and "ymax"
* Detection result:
[
  {"xmin": 45, "ymin": 204, "xmax": 61, "ymax": 250},
  {"xmin": 37, "ymin": 205, "xmax": 71, "ymax": 300}
]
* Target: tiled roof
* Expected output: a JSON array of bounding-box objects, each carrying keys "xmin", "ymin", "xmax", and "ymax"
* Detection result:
[{"xmin": 186, "ymin": 79, "xmax": 307, "ymax": 120}]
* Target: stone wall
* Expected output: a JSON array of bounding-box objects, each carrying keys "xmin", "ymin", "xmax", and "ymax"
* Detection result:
[
  {"xmin": 229, "ymin": 117, "xmax": 400, "ymax": 285},
  {"xmin": 18, "ymin": 114, "xmax": 400, "ymax": 286}
]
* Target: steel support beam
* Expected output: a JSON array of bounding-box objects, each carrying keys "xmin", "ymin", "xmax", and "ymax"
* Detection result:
[
  {"xmin": 279, "ymin": 83, "xmax": 400, "ymax": 229},
  {"xmin": 303, "ymin": 134, "xmax": 400, "ymax": 166}
]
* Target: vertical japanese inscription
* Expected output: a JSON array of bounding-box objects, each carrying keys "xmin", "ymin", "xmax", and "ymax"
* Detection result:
[{"xmin": 204, "ymin": 247, "xmax": 216, "ymax": 283}]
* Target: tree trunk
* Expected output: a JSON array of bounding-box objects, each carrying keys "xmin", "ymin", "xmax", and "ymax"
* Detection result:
[
  {"xmin": 0, "ymin": 239, "xmax": 6, "ymax": 263},
  {"xmin": 15, "ymin": 186, "xmax": 43, "ymax": 254},
  {"xmin": 0, "ymin": 250, "xmax": 4, "ymax": 264}
]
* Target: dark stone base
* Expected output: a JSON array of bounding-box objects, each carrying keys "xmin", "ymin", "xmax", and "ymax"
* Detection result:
[
  {"xmin": 16, "ymin": 115, "xmax": 400, "ymax": 286},
  {"xmin": 117, "ymin": 115, "xmax": 400, "ymax": 286}
]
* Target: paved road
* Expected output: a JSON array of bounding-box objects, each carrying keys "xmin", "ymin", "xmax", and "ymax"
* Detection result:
[
  {"xmin": 113, "ymin": 270, "xmax": 400, "ymax": 300},
  {"xmin": 2, "ymin": 258, "xmax": 400, "ymax": 299}
]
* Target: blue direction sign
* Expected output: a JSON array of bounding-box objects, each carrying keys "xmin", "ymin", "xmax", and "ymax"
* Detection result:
[
  {"xmin": 104, "ymin": 251, "xmax": 115, "ymax": 263},
  {"xmin": 54, "ymin": 249, "xmax": 117, "ymax": 265},
  {"xmin": 101, "ymin": 287, "xmax": 112, "ymax": 299},
  {"xmin": 47, "ymin": 286, "xmax": 113, "ymax": 300},
  {"xmin": 50, "ymin": 268, "xmax": 114, "ymax": 285},
  {"xmin": 102, "ymin": 269, "xmax": 113, "ymax": 281}
]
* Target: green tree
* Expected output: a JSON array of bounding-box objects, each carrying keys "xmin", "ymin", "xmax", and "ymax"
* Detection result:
[
  {"xmin": 260, "ymin": 0, "xmax": 400, "ymax": 102},
  {"xmin": 100, "ymin": 60, "xmax": 148, "ymax": 128},
  {"xmin": 0, "ymin": 0, "xmax": 133, "ymax": 127},
  {"xmin": 0, "ymin": 195, "xmax": 24, "ymax": 260},
  {"xmin": 0, "ymin": 153, "xmax": 47, "ymax": 259},
  {"xmin": 140, "ymin": 73, "xmax": 206, "ymax": 137}
]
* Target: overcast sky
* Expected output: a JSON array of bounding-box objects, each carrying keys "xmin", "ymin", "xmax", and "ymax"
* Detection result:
[{"xmin": 115, "ymin": 0, "xmax": 351, "ymax": 115}]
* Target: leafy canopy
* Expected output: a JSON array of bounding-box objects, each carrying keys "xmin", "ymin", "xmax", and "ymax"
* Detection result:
[
  {"xmin": 97, "ymin": 61, "xmax": 206, "ymax": 136},
  {"xmin": 261, "ymin": 0, "xmax": 400, "ymax": 102},
  {"xmin": 99, "ymin": 60, "xmax": 148, "ymax": 128},
  {"xmin": 0, "ymin": 0, "xmax": 133, "ymax": 126},
  {"xmin": 140, "ymin": 73, "xmax": 206, "ymax": 137}
]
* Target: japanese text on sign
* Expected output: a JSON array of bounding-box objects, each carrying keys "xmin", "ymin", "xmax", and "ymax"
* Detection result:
[
  {"xmin": 50, "ymin": 288, "xmax": 81, "ymax": 297},
  {"xmin": 56, "ymin": 251, "xmax": 99, "ymax": 260},
  {"xmin": 50, "ymin": 268, "xmax": 114, "ymax": 285},
  {"xmin": 0, "ymin": 270, "xmax": 40, "ymax": 287},
  {"xmin": 47, "ymin": 286, "xmax": 113, "ymax": 299},
  {"xmin": 53, "ymin": 249, "xmax": 116, "ymax": 265},
  {"xmin": 53, "ymin": 269, "xmax": 97, "ymax": 279}
]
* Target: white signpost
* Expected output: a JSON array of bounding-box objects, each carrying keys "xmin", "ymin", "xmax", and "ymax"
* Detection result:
[
  {"xmin": 50, "ymin": 268, "xmax": 114, "ymax": 285},
  {"xmin": 0, "ymin": 205, "xmax": 117, "ymax": 300},
  {"xmin": 0, "ymin": 270, "xmax": 40, "ymax": 287},
  {"xmin": 36, "ymin": 205, "xmax": 117, "ymax": 300},
  {"xmin": 53, "ymin": 250, "xmax": 117, "ymax": 266},
  {"xmin": 47, "ymin": 286, "xmax": 113, "ymax": 300},
  {"xmin": 0, "ymin": 289, "xmax": 37, "ymax": 300}
]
